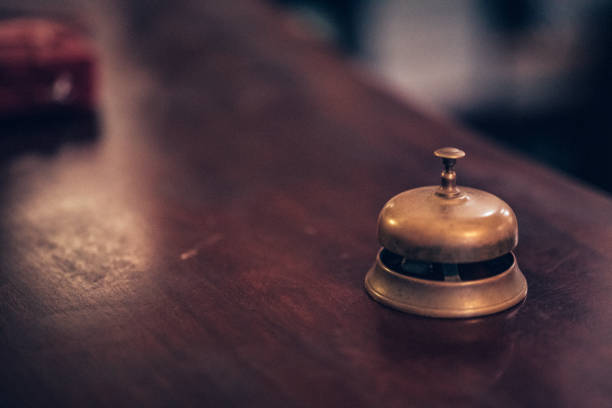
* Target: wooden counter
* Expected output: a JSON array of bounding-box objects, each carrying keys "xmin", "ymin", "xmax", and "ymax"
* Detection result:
[{"xmin": 1, "ymin": 2, "xmax": 611, "ymax": 406}]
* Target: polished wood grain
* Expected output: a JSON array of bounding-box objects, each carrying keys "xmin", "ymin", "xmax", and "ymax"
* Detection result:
[{"xmin": 1, "ymin": 1, "xmax": 612, "ymax": 407}]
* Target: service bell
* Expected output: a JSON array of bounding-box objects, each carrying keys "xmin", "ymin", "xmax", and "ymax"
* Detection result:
[{"xmin": 365, "ymin": 147, "xmax": 527, "ymax": 318}]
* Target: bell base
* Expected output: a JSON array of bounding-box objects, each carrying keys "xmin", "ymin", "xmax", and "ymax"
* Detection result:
[{"xmin": 365, "ymin": 250, "xmax": 527, "ymax": 318}]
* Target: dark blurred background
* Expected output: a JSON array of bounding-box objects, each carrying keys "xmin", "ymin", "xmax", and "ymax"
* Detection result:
[
  {"xmin": 273, "ymin": 0, "xmax": 612, "ymax": 193},
  {"xmin": 1, "ymin": 0, "xmax": 611, "ymax": 192}
]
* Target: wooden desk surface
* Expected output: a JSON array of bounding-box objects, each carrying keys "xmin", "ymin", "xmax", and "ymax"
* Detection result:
[{"xmin": 2, "ymin": 2, "xmax": 612, "ymax": 407}]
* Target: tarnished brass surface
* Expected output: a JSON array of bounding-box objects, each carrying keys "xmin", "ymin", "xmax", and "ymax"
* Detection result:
[
  {"xmin": 378, "ymin": 148, "xmax": 517, "ymax": 264},
  {"xmin": 365, "ymin": 250, "xmax": 527, "ymax": 318},
  {"xmin": 366, "ymin": 147, "xmax": 527, "ymax": 318},
  {"xmin": 378, "ymin": 186, "xmax": 518, "ymax": 263}
]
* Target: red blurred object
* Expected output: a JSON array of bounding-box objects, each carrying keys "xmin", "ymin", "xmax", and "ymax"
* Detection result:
[{"xmin": 0, "ymin": 18, "xmax": 96, "ymax": 115}]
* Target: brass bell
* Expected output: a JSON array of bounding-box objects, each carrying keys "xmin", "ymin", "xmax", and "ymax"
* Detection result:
[{"xmin": 365, "ymin": 147, "xmax": 527, "ymax": 318}]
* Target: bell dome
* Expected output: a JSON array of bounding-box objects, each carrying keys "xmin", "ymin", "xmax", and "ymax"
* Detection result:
[{"xmin": 378, "ymin": 147, "xmax": 517, "ymax": 263}]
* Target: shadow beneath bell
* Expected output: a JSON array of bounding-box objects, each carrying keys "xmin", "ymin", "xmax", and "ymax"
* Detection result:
[
  {"xmin": 0, "ymin": 108, "xmax": 99, "ymax": 162},
  {"xmin": 375, "ymin": 302, "xmax": 524, "ymax": 399}
]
